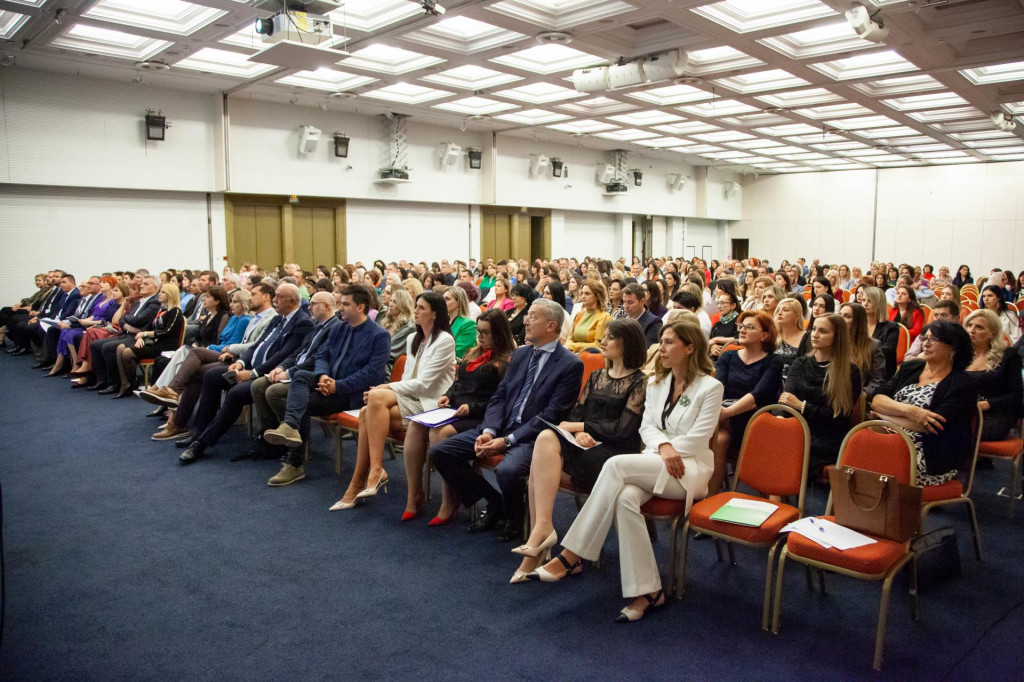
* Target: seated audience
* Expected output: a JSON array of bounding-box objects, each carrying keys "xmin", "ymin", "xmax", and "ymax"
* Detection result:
[
  {"xmin": 773, "ymin": 298, "xmax": 806, "ymax": 381},
  {"xmin": 0, "ymin": 273, "xmax": 50, "ymax": 347},
  {"xmin": 444, "ymin": 284, "xmax": 478, "ymax": 359},
  {"xmin": 952, "ymin": 264, "xmax": 973, "ymax": 287},
  {"xmin": 761, "ymin": 284, "xmax": 786, "ymax": 318},
  {"xmin": 486, "ymin": 277, "xmax": 514, "ymax": 313},
  {"xmin": 622, "ymin": 283, "xmax": 662, "ymax": 348},
  {"xmin": 712, "ymin": 311, "xmax": 782, "ymax": 494},
  {"xmin": 526, "ymin": 321, "xmax": 722, "ymax": 623},
  {"xmin": 606, "ymin": 279, "xmax": 626, "ymax": 319},
  {"xmin": 779, "ymin": 314, "xmax": 862, "ymax": 475},
  {"xmin": 889, "ymin": 284, "xmax": 925, "ymax": 342},
  {"xmin": 870, "ymin": 321, "xmax": 977, "ymax": 486},
  {"xmin": 49, "ymin": 277, "xmax": 121, "ymax": 377},
  {"xmin": 708, "ymin": 290, "xmax": 741, "ymax": 358},
  {"xmin": 981, "ymin": 284, "xmax": 1021, "ymax": 344},
  {"xmin": 111, "ymin": 284, "xmax": 184, "ymax": 398},
  {"xmin": 69, "ymin": 286, "xmax": 132, "ymax": 383},
  {"xmin": 379, "ymin": 288, "xmax": 416, "ymax": 375},
  {"xmin": 838, "ymin": 301, "xmax": 886, "ymax": 396},
  {"xmin": 506, "ymin": 283, "xmax": 533, "ymax": 347},
  {"xmin": 430, "ymin": 299, "xmax": 583, "ymax": 541},
  {"xmin": 566, "ymin": 281, "xmax": 611, "ymax": 354},
  {"xmin": 641, "ymin": 280, "xmax": 668, "ymax": 318},
  {"xmin": 963, "ymin": 309, "xmax": 1023, "ymax": 441},
  {"xmin": 510, "ymin": 318, "xmax": 648, "ymax": 583},
  {"xmin": 905, "ymin": 300, "xmax": 959, "ymax": 361},
  {"xmin": 403, "ymin": 310, "xmax": 515, "ymax": 522},
  {"xmin": 331, "ymin": 292, "xmax": 456, "ymax": 510},
  {"xmin": 86, "ymin": 276, "xmax": 162, "ymax": 392},
  {"xmin": 859, "ymin": 286, "xmax": 900, "ymax": 378}
]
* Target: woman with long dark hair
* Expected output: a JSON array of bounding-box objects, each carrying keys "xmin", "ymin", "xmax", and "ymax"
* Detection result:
[
  {"xmin": 981, "ymin": 284, "xmax": 1021, "ymax": 344},
  {"xmin": 952, "ymin": 264, "xmax": 973, "ymax": 287},
  {"xmin": 332, "ymin": 291, "xmax": 456, "ymax": 510},
  {"xmin": 890, "ymin": 284, "xmax": 924, "ymax": 341}
]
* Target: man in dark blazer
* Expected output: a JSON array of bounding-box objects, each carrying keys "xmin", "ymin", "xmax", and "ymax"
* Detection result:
[
  {"xmin": 178, "ymin": 283, "xmax": 312, "ymax": 465},
  {"xmin": 21, "ymin": 273, "xmax": 79, "ymax": 363},
  {"xmin": 262, "ymin": 285, "xmax": 390, "ymax": 486},
  {"xmin": 622, "ymin": 283, "xmax": 663, "ymax": 349},
  {"xmin": 431, "ymin": 298, "xmax": 583, "ymax": 541},
  {"xmin": 89, "ymin": 276, "xmax": 162, "ymax": 392},
  {"xmin": 7, "ymin": 270, "xmax": 64, "ymax": 355},
  {"xmin": 41, "ymin": 275, "xmax": 101, "ymax": 369}
]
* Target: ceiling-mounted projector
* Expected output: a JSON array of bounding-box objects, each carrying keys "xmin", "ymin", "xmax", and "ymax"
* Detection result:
[
  {"xmin": 255, "ymin": 10, "xmax": 333, "ymax": 46},
  {"xmin": 991, "ymin": 111, "xmax": 1017, "ymax": 132},
  {"xmin": 845, "ymin": 4, "xmax": 888, "ymax": 43}
]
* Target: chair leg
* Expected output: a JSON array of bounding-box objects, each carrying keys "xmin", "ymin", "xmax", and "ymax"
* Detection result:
[
  {"xmin": 142, "ymin": 364, "xmax": 151, "ymax": 389},
  {"xmin": 714, "ymin": 539, "xmax": 724, "ymax": 562},
  {"xmin": 873, "ymin": 572, "xmax": 897, "ymax": 671},
  {"xmin": 817, "ymin": 568, "xmax": 828, "ymax": 595},
  {"xmin": 334, "ymin": 430, "xmax": 343, "ymax": 475},
  {"xmin": 424, "ymin": 452, "xmax": 433, "ymax": 503},
  {"xmin": 677, "ymin": 520, "xmax": 692, "ymax": 600},
  {"xmin": 727, "ymin": 541, "xmax": 737, "ymax": 566},
  {"xmin": 965, "ymin": 499, "xmax": 984, "ymax": 561},
  {"xmin": 909, "ymin": 553, "xmax": 919, "ymax": 623},
  {"xmin": 666, "ymin": 516, "xmax": 679, "ymax": 598},
  {"xmin": 771, "ymin": 548, "xmax": 789, "ymax": 634},
  {"xmin": 803, "ymin": 564, "xmax": 814, "ymax": 590},
  {"xmin": 762, "ymin": 539, "xmax": 782, "ymax": 631}
]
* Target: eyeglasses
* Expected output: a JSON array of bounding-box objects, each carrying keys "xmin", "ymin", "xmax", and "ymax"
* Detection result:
[
  {"xmin": 736, "ymin": 323, "xmax": 763, "ymax": 332},
  {"xmin": 476, "ymin": 329, "xmax": 491, "ymax": 337},
  {"xmin": 920, "ymin": 336, "xmax": 941, "ymax": 346}
]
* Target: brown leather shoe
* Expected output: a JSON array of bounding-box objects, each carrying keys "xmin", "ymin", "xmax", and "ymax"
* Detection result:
[{"xmin": 152, "ymin": 423, "xmax": 190, "ymax": 441}]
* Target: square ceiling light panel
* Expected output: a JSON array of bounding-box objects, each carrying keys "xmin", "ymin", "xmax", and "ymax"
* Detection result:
[
  {"xmin": 810, "ymin": 50, "xmax": 918, "ymax": 80},
  {"xmin": 494, "ymin": 81, "xmax": 584, "ymax": 104},
  {"xmin": 678, "ymin": 99, "xmax": 760, "ymax": 117},
  {"xmin": 487, "ymin": 0, "xmax": 638, "ymax": 31},
  {"xmin": 176, "ymin": 47, "xmax": 278, "ymax": 78},
  {"xmin": 881, "ymin": 92, "xmax": 967, "ymax": 111},
  {"xmin": 850, "ymin": 74, "xmax": 942, "ymax": 98},
  {"xmin": 756, "ymin": 87, "xmax": 842, "ymax": 108},
  {"xmin": 692, "ymin": 130, "xmax": 756, "ymax": 143},
  {"xmin": 83, "ymin": 0, "xmax": 225, "ymax": 36},
  {"xmin": 403, "ymin": 16, "xmax": 525, "ymax": 54},
  {"xmin": 653, "ymin": 121, "xmax": 721, "ymax": 135},
  {"xmin": 685, "ymin": 46, "xmax": 763, "ymax": 75},
  {"xmin": 547, "ymin": 119, "xmax": 619, "ymax": 134},
  {"xmin": 721, "ymin": 112, "xmax": 793, "ymax": 127},
  {"xmin": 793, "ymin": 102, "xmax": 874, "ymax": 119},
  {"xmin": 626, "ymin": 84, "xmax": 713, "ymax": 106},
  {"xmin": 341, "ymin": 44, "xmax": 444, "ymax": 75},
  {"xmin": 493, "ymin": 109, "xmax": 571, "ymax": 125},
  {"xmin": 5, "ymin": 0, "xmax": 48, "ymax": 5},
  {"xmin": 728, "ymin": 138, "xmax": 787, "ymax": 150},
  {"xmin": 421, "ymin": 65, "xmax": 521, "ymax": 90},
  {"xmin": 759, "ymin": 21, "xmax": 876, "ymax": 59},
  {"xmin": 713, "ymin": 69, "xmax": 809, "ymax": 94},
  {"xmin": 360, "ymin": 82, "xmax": 453, "ymax": 105},
  {"xmin": 756, "ymin": 122, "xmax": 825, "ymax": 136},
  {"xmin": 607, "ymin": 110, "xmax": 685, "ymax": 126},
  {"xmin": 490, "ymin": 44, "xmax": 605, "ymax": 75},
  {"xmin": 826, "ymin": 114, "xmax": 899, "ymax": 130},
  {"xmin": 326, "ymin": 0, "xmax": 420, "ymax": 33},
  {"xmin": 853, "ymin": 126, "xmax": 920, "ymax": 140},
  {"xmin": 595, "ymin": 128, "xmax": 659, "ymax": 141},
  {"xmin": 691, "ymin": 0, "xmax": 837, "ymax": 33},
  {"xmin": 635, "ymin": 136, "xmax": 692, "ymax": 148},
  {"xmin": 50, "ymin": 23, "xmax": 172, "ymax": 61},
  {"xmin": 557, "ymin": 96, "xmax": 637, "ymax": 116},
  {"xmin": 433, "ymin": 96, "xmax": 518, "ymax": 115},
  {"xmin": 0, "ymin": 10, "xmax": 30, "ymax": 39},
  {"xmin": 275, "ymin": 68, "xmax": 376, "ymax": 92},
  {"xmin": 960, "ymin": 61, "xmax": 1024, "ymax": 86},
  {"xmin": 907, "ymin": 106, "xmax": 983, "ymax": 124}
]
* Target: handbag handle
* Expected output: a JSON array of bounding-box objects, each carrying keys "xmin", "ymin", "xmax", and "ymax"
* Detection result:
[{"xmin": 843, "ymin": 467, "xmax": 889, "ymax": 513}]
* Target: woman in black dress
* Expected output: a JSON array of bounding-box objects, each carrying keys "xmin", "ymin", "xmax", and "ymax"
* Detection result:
[
  {"xmin": 963, "ymin": 309, "xmax": 1023, "ymax": 441},
  {"xmin": 507, "ymin": 282, "xmax": 534, "ymax": 346},
  {"xmin": 402, "ymin": 309, "xmax": 515, "ymax": 524},
  {"xmin": 112, "ymin": 283, "xmax": 185, "ymax": 399},
  {"xmin": 779, "ymin": 314, "xmax": 862, "ymax": 475},
  {"xmin": 510, "ymin": 318, "xmax": 648, "ymax": 583},
  {"xmin": 859, "ymin": 285, "xmax": 899, "ymax": 378}
]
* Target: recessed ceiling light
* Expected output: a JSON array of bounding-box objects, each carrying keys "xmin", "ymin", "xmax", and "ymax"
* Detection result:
[
  {"xmin": 361, "ymin": 82, "xmax": 453, "ymax": 104},
  {"xmin": 960, "ymin": 60, "xmax": 1024, "ymax": 86},
  {"xmin": 176, "ymin": 47, "xmax": 277, "ymax": 78},
  {"xmin": 487, "ymin": 0, "xmax": 638, "ymax": 32},
  {"xmin": 421, "ymin": 65, "xmax": 522, "ymax": 90},
  {"xmin": 276, "ymin": 68, "xmax": 376, "ymax": 92},
  {"xmin": 686, "ymin": 45, "xmax": 763, "ymax": 75},
  {"xmin": 341, "ymin": 44, "xmax": 445, "ymax": 75},
  {"xmin": 433, "ymin": 96, "xmax": 518, "ymax": 115},
  {"xmin": 494, "ymin": 81, "xmax": 584, "ymax": 104},
  {"xmin": 327, "ymin": 0, "xmax": 421, "ymax": 33},
  {"xmin": 759, "ymin": 20, "xmax": 875, "ymax": 59},
  {"xmin": 713, "ymin": 69, "xmax": 809, "ymax": 94},
  {"xmin": 0, "ymin": 10, "xmax": 30, "ymax": 40},
  {"xmin": 626, "ymin": 84, "xmax": 712, "ymax": 106},
  {"xmin": 691, "ymin": 0, "xmax": 837, "ymax": 33},
  {"xmin": 490, "ymin": 43, "xmax": 605, "ymax": 75},
  {"xmin": 84, "ymin": 0, "xmax": 226, "ymax": 36},
  {"xmin": 51, "ymin": 23, "xmax": 173, "ymax": 61},
  {"xmin": 548, "ymin": 119, "xmax": 619, "ymax": 134},
  {"xmin": 810, "ymin": 50, "xmax": 918, "ymax": 81},
  {"xmin": 494, "ymin": 109, "xmax": 571, "ymax": 125},
  {"xmin": 404, "ymin": 16, "xmax": 526, "ymax": 54}
]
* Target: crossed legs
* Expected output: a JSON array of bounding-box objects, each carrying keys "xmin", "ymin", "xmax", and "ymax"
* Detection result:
[{"xmin": 338, "ymin": 387, "xmax": 403, "ymax": 505}]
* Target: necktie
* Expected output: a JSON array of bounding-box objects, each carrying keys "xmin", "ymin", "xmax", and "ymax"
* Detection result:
[
  {"xmin": 252, "ymin": 319, "xmax": 284, "ymax": 369},
  {"xmin": 297, "ymin": 323, "xmax": 326, "ymax": 366},
  {"xmin": 510, "ymin": 348, "xmax": 541, "ymax": 427}
]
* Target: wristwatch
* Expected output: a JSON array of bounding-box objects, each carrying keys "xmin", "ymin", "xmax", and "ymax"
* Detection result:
[{"xmin": 503, "ymin": 436, "xmax": 511, "ymax": 450}]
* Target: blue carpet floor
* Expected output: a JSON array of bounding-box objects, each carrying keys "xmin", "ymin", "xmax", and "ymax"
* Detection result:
[{"xmin": 0, "ymin": 351, "xmax": 1022, "ymax": 681}]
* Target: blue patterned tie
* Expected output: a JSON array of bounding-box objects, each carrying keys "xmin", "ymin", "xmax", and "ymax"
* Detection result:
[{"xmin": 510, "ymin": 348, "xmax": 541, "ymax": 427}]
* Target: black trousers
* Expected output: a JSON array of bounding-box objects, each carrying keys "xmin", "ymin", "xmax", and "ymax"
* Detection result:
[
  {"xmin": 282, "ymin": 369, "xmax": 355, "ymax": 467},
  {"xmin": 91, "ymin": 335, "xmax": 131, "ymax": 384}
]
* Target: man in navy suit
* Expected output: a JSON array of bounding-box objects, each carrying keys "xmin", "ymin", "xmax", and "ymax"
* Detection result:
[
  {"xmin": 431, "ymin": 298, "xmax": 583, "ymax": 541},
  {"xmin": 262, "ymin": 284, "xmax": 390, "ymax": 486},
  {"xmin": 178, "ymin": 283, "xmax": 312, "ymax": 465},
  {"xmin": 622, "ymin": 283, "xmax": 663, "ymax": 349},
  {"xmin": 41, "ymin": 275, "xmax": 101, "ymax": 370},
  {"xmin": 89, "ymin": 276, "xmax": 162, "ymax": 392},
  {"xmin": 23, "ymin": 273, "xmax": 80, "ymax": 364}
]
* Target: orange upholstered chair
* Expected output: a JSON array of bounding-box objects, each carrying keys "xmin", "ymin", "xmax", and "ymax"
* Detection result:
[
  {"xmin": 333, "ymin": 355, "xmax": 407, "ymax": 472},
  {"xmin": 978, "ymin": 418, "xmax": 1024, "ymax": 517},
  {"xmin": 920, "ymin": 404, "xmax": 983, "ymax": 559},
  {"xmin": 680, "ymin": 405, "xmax": 810, "ymax": 630},
  {"xmin": 772, "ymin": 421, "xmax": 919, "ymax": 671},
  {"xmin": 895, "ymin": 324, "xmax": 909, "ymax": 365},
  {"xmin": 578, "ymin": 349, "xmax": 605, "ymax": 398}
]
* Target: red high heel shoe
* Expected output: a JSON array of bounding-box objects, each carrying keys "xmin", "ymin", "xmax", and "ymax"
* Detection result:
[
  {"xmin": 401, "ymin": 496, "xmax": 425, "ymax": 522},
  {"xmin": 428, "ymin": 501, "xmax": 461, "ymax": 526}
]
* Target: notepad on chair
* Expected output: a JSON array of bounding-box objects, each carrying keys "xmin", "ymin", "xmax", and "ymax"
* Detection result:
[{"xmin": 709, "ymin": 498, "xmax": 778, "ymax": 527}]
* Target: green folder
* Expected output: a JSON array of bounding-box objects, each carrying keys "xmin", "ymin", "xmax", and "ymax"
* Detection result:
[{"xmin": 709, "ymin": 501, "xmax": 775, "ymax": 527}]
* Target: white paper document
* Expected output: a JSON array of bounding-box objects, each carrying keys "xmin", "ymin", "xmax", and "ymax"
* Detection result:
[
  {"xmin": 343, "ymin": 409, "xmax": 361, "ymax": 419},
  {"xmin": 781, "ymin": 517, "xmax": 877, "ymax": 551},
  {"xmin": 161, "ymin": 351, "xmax": 176, "ymax": 358},
  {"xmin": 408, "ymin": 407, "xmax": 460, "ymax": 427},
  {"xmin": 539, "ymin": 418, "xmax": 602, "ymax": 450}
]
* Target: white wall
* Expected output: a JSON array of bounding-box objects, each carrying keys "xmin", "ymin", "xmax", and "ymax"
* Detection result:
[
  {"xmin": 685, "ymin": 218, "xmax": 726, "ymax": 263},
  {"xmin": 561, "ymin": 211, "xmax": 620, "ymax": 260},
  {"xmin": 345, "ymin": 200, "xmax": 475, "ymax": 265},
  {"xmin": 0, "ymin": 185, "xmax": 213, "ymax": 301},
  {"xmin": 0, "ymin": 68, "xmax": 218, "ymax": 191},
  {"xmin": 733, "ymin": 161, "xmax": 1024, "ymax": 271}
]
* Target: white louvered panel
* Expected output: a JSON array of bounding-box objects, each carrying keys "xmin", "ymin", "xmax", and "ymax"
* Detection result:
[
  {"xmin": 1, "ymin": 68, "xmax": 217, "ymax": 192},
  {"xmin": 0, "ymin": 185, "xmax": 211, "ymax": 303}
]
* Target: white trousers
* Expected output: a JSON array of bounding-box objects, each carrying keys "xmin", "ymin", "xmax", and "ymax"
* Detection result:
[
  {"xmin": 561, "ymin": 454, "xmax": 689, "ymax": 598},
  {"xmin": 153, "ymin": 345, "xmax": 191, "ymax": 389}
]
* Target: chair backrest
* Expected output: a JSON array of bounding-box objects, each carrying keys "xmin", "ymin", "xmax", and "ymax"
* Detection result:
[
  {"xmin": 709, "ymin": 311, "xmax": 721, "ymax": 324},
  {"xmin": 959, "ymin": 404, "xmax": 984, "ymax": 496},
  {"xmin": 921, "ymin": 305, "xmax": 932, "ymax": 324},
  {"xmin": 895, "ymin": 323, "xmax": 909, "ymax": 364},
  {"xmin": 1009, "ymin": 302, "xmax": 1020, "ymax": 315},
  {"xmin": 801, "ymin": 291, "xmax": 812, "ymax": 301},
  {"xmin": 390, "ymin": 354, "xmax": 407, "ymax": 382},
  {"xmin": 578, "ymin": 349, "xmax": 605, "ymax": 396},
  {"xmin": 734, "ymin": 404, "xmax": 811, "ymax": 514},
  {"xmin": 827, "ymin": 421, "xmax": 917, "ymax": 514},
  {"xmin": 722, "ymin": 342, "xmax": 743, "ymax": 352}
]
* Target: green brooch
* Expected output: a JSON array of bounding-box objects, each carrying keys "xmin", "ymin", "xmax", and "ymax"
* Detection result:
[{"xmin": 680, "ymin": 396, "xmax": 691, "ymax": 407}]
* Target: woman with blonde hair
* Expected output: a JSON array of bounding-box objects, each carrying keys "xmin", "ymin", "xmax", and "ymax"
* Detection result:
[
  {"xmin": 403, "ymin": 277, "xmax": 424, "ymax": 300},
  {"xmin": 778, "ymin": 314, "xmax": 862, "ymax": 474},
  {"xmin": 964, "ymin": 309, "xmax": 1023, "ymax": 441},
  {"xmin": 526, "ymin": 321, "xmax": 723, "ymax": 624},
  {"xmin": 857, "ymin": 286, "xmax": 899, "ymax": 378},
  {"xmin": 566, "ymin": 280, "xmax": 611, "ymax": 354},
  {"xmin": 380, "ymin": 288, "xmax": 416, "ymax": 375},
  {"xmin": 760, "ymin": 285, "xmax": 787, "ymax": 318},
  {"xmin": 112, "ymin": 283, "xmax": 184, "ymax": 399},
  {"xmin": 773, "ymin": 297, "xmax": 806, "ymax": 380}
]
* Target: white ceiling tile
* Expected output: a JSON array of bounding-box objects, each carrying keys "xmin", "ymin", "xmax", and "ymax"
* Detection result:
[
  {"xmin": 547, "ymin": 119, "xmax": 619, "ymax": 133},
  {"xmin": 691, "ymin": 0, "xmax": 837, "ymax": 34},
  {"xmin": 494, "ymin": 81, "xmax": 584, "ymax": 104},
  {"xmin": 494, "ymin": 109, "xmax": 571, "ymax": 125},
  {"xmin": 433, "ymin": 96, "xmax": 518, "ymax": 115},
  {"xmin": 713, "ymin": 68, "xmax": 809, "ymax": 94},
  {"xmin": 490, "ymin": 43, "xmax": 605, "ymax": 75},
  {"xmin": 907, "ymin": 107, "xmax": 984, "ymax": 124},
  {"xmin": 850, "ymin": 74, "xmax": 941, "ymax": 97},
  {"xmin": 635, "ymin": 136, "xmax": 691, "ymax": 148},
  {"xmin": 50, "ymin": 23, "xmax": 173, "ymax": 61},
  {"xmin": 276, "ymin": 68, "xmax": 376, "ymax": 92},
  {"xmin": 881, "ymin": 92, "xmax": 967, "ymax": 112},
  {"xmin": 607, "ymin": 110, "xmax": 684, "ymax": 125},
  {"xmin": 756, "ymin": 87, "xmax": 843, "ymax": 108},
  {"xmin": 326, "ymin": 0, "xmax": 421, "ymax": 33},
  {"xmin": 793, "ymin": 102, "xmax": 873, "ymax": 119},
  {"xmin": 755, "ymin": 122, "xmax": 824, "ymax": 136},
  {"xmin": 692, "ymin": 130, "xmax": 755, "ymax": 143},
  {"xmin": 653, "ymin": 121, "xmax": 721, "ymax": 134},
  {"xmin": 84, "ymin": 0, "xmax": 225, "ymax": 36},
  {"xmin": 420, "ymin": 65, "xmax": 522, "ymax": 90},
  {"xmin": 487, "ymin": 0, "xmax": 638, "ymax": 31},
  {"xmin": 678, "ymin": 99, "xmax": 760, "ymax": 117},
  {"xmin": 810, "ymin": 50, "xmax": 918, "ymax": 81},
  {"xmin": 403, "ymin": 16, "xmax": 525, "ymax": 54},
  {"xmin": 177, "ymin": 47, "xmax": 277, "ymax": 78},
  {"xmin": 686, "ymin": 46, "xmax": 763, "ymax": 75},
  {"xmin": 960, "ymin": 61, "xmax": 1024, "ymax": 86},
  {"xmin": 0, "ymin": 10, "xmax": 30, "ymax": 40},
  {"xmin": 626, "ymin": 84, "xmax": 713, "ymax": 106},
  {"xmin": 361, "ymin": 82, "xmax": 453, "ymax": 104},
  {"xmin": 557, "ymin": 96, "xmax": 638, "ymax": 116},
  {"xmin": 341, "ymin": 44, "xmax": 445, "ymax": 75},
  {"xmin": 595, "ymin": 128, "xmax": 659, "ymax": 141},
  {"xmin": 759, "ymin": 21, "xmax": 875, "ymax": 59}
]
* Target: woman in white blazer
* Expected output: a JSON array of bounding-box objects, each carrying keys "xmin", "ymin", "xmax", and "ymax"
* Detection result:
[
  {"xmin": 527, "ymin": 319, "xmax": 723, "ymax": 623},
  {"xmin": 333, "ymin": 292, "xmax": 456, "ymax": 508}
]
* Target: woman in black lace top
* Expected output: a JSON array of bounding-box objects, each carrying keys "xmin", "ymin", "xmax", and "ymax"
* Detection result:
[{"xmin": 510, "ymin": 317, "xmax": 648, "ymax": 583}]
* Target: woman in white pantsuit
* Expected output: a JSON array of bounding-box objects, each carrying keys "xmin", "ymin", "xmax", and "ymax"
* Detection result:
[{"xmin": 527, "ymin": 320, "xmax": 723, "ymax": 623}]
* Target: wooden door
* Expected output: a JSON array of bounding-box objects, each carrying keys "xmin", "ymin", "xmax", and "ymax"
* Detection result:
[{"xmin": 292, "ymin": 206, "xmax": 336, "ymax": 270}]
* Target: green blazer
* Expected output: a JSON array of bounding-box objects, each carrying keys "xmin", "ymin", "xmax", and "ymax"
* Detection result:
[{"xmin": 450, "ymin": 315, "xmax": 477, "ymax": 360}]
